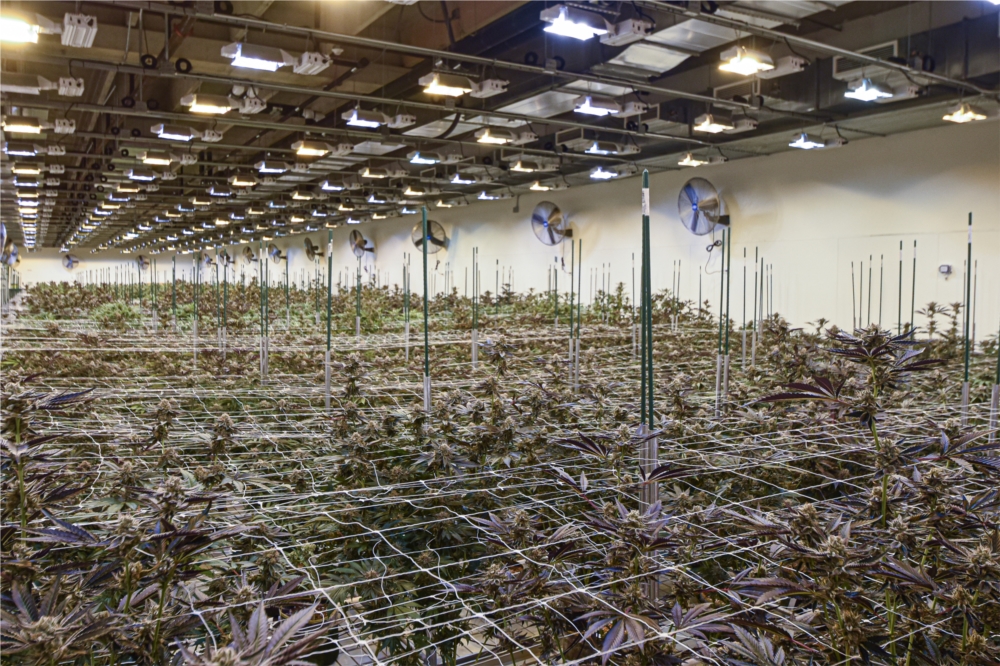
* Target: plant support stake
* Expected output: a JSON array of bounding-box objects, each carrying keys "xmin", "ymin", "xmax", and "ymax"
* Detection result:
[
  {"xmin": 422, "ymin": 207, "xmax": 431, "ymax": 411},
  {"xmin": 961, "ymin": 213, "xmax": 972, "ymax": 425}
]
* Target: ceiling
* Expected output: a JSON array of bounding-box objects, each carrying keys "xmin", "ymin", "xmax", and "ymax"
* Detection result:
[{"xmin": 1, "ymin": 0, "xmax": 997, "ymax": 256}]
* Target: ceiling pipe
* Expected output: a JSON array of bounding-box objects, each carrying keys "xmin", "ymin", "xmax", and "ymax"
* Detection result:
[
  {"xmin": 643, "ymin": 0, "xmax": 999, "ymax": 99},
  {"xmin": 87, "ymin": 0, "xmax": 753, "ymax": 111}
]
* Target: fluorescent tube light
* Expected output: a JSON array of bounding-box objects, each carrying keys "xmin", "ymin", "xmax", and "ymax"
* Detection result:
[
  {"xmin": 419, "ymin": 72, "xmax": 474, "ymax": 97},
  {"xmin": 788, "ymin": 132, "xmax": 825, "ymax": 149},
  {"xmin": 221, "ymin": 42, "xmax": 293, "ymax": 71},
  {"xmin": 540, "ymin": 4, "xmax": 608, "ymax": 41},
  {"xmin": 845, "ymin": 78, "xmax": 892, "ymax": 102},
  {"xmin": 719, "ymin": 46, "xmax": 774, "ymax": 76},
  {"xmin": 181, "ymin": 94, "xmax": 234, "ymax": 114},
  {"xmin": 943, "ymin": 102, "xmax": 987, "ymax": 123},
  {"xmin": 574, "ymin": 95, "xmax": 621, "ymax": 117}
]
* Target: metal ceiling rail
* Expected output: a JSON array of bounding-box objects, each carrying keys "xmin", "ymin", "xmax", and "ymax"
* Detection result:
[
  {"xmin": 644, "ymin": 0, "xmax": 1000, "ymax": 99},
  {"xmin": 10, "ymin": 96, "xmax": 638, "ymax": 171},
  {"xmin": 24, "ymin": 53, "xmax": 715, "ymax": 148},
  {"xmin": 87, "ymin": 0, "xmax": 753, "ymax": 111}
]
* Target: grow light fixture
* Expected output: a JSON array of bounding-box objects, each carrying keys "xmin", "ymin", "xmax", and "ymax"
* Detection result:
[
  {"xmin": 693, "ymin": 112, "xmax": 734, "ymax": 133},
  {"xmin": 229, "ymin": 173, "xmax": 257, "ymax": 187},
  {"xmin": 338, "ymin": 202, "xmax": 355, "ymax": 211},
  {"xmin": 151, "ymin": 124, "xmax": 198, "ymax": 141},
  {"xmin": 530, "ymin": 181, "xmax": 552, "ymax": 191},
  {"xmin": 0, "ymin": 14, "xmax": 43, "ymax": 43},
  {"xmin": 164, "ymin": 211, "xmax": 182, "ymax": 219},
  {"xmin": 401, "ymin": 207, "xmax": 417, "ymax": 215},
  {"xmin": 4, "ymin": 142, "xmax": 38, "ymax": 157},
  {"xmin": 943, "ymin": 102, "xmax": 987, "ymax": 123},
  {"xmin": 589, "ymin": 166, "xmax": 618, "ymax": 180},
  {"xmin": 12, "ymin": 163, "xmax": 41, "ymax": 175},
  {"xmin": 292, "ymin": 140, "xmax": 332, "ymax": 157},
  {"xmin": 255, "ymin": 160, "xmax": 288, "ymax": 174},
  {"xmin": 321, "ymin": 180, "xmax": 344, "ymax": 192},
  {"xmin": 678, "ymin": 153, "xmax": 709, "ymax": 167},
  {"xmin": 450, "ymin": 172, "xmax": 477, "ymax": 185},
  {"xmin": 367, "ymin": 193, "xmax": 386, "ymax": 204},
  {"xmin": 845, "ymin": 78, "xmax": 892, "ymax": 102},
  {"xmin": 408, "ymin": 150, "xmax": 441, "ymax": 165},
  {"xmin": 585, "ymin": 141, "xmax": 638, "ymax": 156},
  {"xmin": 117, "ymin": 183, "xmax": 140, "ymax": 193},
  {"xmin": 719, "ymin": 46, "xmax": 774, "ymax": 76},
  {"xmin": 540, "ymin": 4, "xmax": 608, "ymax": 41},
  {"xmin": 190, "ymin": 196, "xmax": 212, "ymax": 206},
  {"xmin": 2, "ymin": 116, "xmax": 43, "ymax": 134},
  {"xmin": 475, "ymin": 127, "xmax": 516, "ymax": 145},
  {"xmin": 247, "ymin": 207, "xmax": 265, "ymax": 216},
  {"xmin": 221, "ymin": 42, "xmax": 293, "ymax": 71},
  {"xmin": 181, "ymin": 93, "xmax": 234, "ymax": 114},
  {"xmin": 126, "ymin": 168, "xmax": 157, "ymax": 181},
  {"xmin": 360, "ymin": 166, "xmax": 388, "ymax": 179},
  {"xmin": 342, "ymin": 107, "xmax": 386, "ymax": 129},
  {"xmin": 478, "ymin": 190, "xmax": 510, "ymax": 201},
  {"xmin": 788, "ymin": 132, "xmax": 825, "ymax": 149},
  {"xmin": 214, "ymin": 217, "xmax": 229, "ymax": 227},
  {"xmin": 292, "ymin": 190, "xmax": 314, "ymax": 201},
  {"xmin": 139, "ymin": 149, "xmax": 173, "ymax": 166},
  {"xmin": 268, "ymin": 200, "xmax": 287, "ymax": 209},
  {"xmin": 419, "ymin": 72, "xmax": 474, "ymax": 97},
  {"xmin": 311, "ymin": 209, "xmax": 328, "ymax": 218},
  {"xmin": 209, "ymin": 185, "xmax": 233, "ymax": 197},
  {"xmin": 574, "ymin": 95, "xmax": 621, "ymax": 117},
  {"xmin": 404, "ymin": 185, "xmax": 439, "ymax": 196},
  {"xmin": 510, "ymin": 160, "xmax": 538, "ymax": 173}
]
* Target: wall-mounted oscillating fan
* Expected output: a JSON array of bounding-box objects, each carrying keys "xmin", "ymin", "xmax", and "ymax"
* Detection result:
[
  {"xmin": 531, "ymin": 201, "xmax": 573, "ymax": 246},
  {"xmin": 218, "ymin": 249, "xmax": 233, "ymax": 267},
  {"xmin": 243, "ymin": 246, "xmax": 258, "ymax": 263},
  {"xmin": 677, "ymin": 178, "xmax": 725, "ymax": 236},
  {"xmin": 0, "ymin": 223, "xmax": 7, "ymax": 252},
  {"xmin": 201, "ymin": 252, "xmax": 216, "ymax": 268},
  {"xmin": 411, "ymin": 220, "xmax": 448, "ymax": 254},
  {"xmin": 2, "ymin": 240, "xmax": 19, "ymax": 266},
  {"xmin": 62, "ymin": 254, "xmax": 80, "ymax": 269},
  {"xmin": 267, "ymin": 243, "xmax": 286, "ymax": 263},
  {"xmin": 304, "ymin": 237, "xmax": 324, "ymax": 261},
  {"xmin": 349, "ymin": 230, "xmax": 374, "ymax": 258},
  {"xmin": 136, "ymin": 255, "xmax": 150, "ymax": 271}
]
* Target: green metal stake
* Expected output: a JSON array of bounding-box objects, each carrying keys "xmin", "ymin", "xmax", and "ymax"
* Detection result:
[
  {"xmin": 897, "ymin": 241, "xmax": 903, "ymax": 335},
  {"xmin": 715, "ymin": 228, "xmax": 726, "ymax": 415},
  {"xmin": 356, "ymin": 255, "xmax": 362, "ymax": 336},
  {"xmin": 639, "ymin": 170, "xmax": 658, "ymax": 559},
  {"xmin": 723, "ymin": 227, "xmax": 732, "ymax": 399},
  {"xmin": 422, "ymin": 207, "xmax": 431, "ymax": 410},
  {"xmin": 325, "ymin": 230, "xmax": 334, "ymax": 411},
  {"xmin": 962, "ymin": 213, "xmax": 972, "ymax": 424},
  {"xmin": 172, "ymin": 256, "xmax": 177, "ymax": 328},
  {"xmin": 285, "ymin": 254, "xmax": 290, "ymax": 330}
]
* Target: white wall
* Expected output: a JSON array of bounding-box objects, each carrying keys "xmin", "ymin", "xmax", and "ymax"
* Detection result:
[{"xmin": 18, "ymin": 119, "xmax": 1000, "ymax": 334}]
